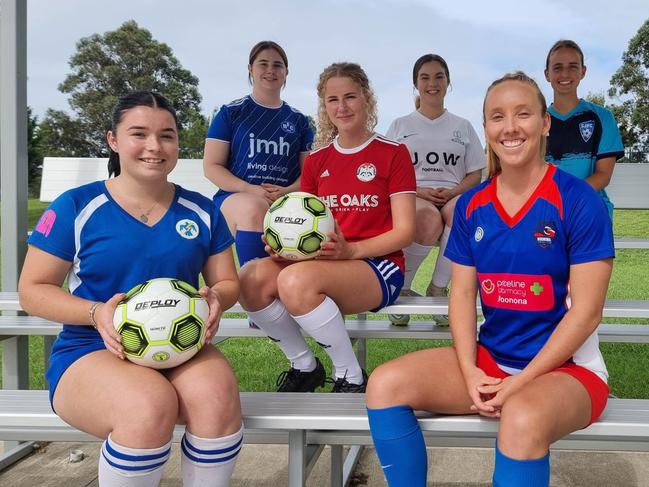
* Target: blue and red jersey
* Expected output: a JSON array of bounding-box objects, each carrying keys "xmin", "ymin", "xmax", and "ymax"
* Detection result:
[{"xmin": 445, "ymin": 165, "xmax": 614, "ymax": 377}]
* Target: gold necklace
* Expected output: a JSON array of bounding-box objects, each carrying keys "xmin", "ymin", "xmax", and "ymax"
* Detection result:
[{"xmin": 138, "ymin": 201, "xmax": 158, "ymax": 223}]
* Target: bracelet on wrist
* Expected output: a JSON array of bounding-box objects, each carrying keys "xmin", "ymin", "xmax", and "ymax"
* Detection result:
[{"xmin": 88, "ymin": 301, "xmax": 101, "ymax": 329}]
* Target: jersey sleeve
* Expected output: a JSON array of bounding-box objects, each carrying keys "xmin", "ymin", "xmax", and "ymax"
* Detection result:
[
  {"xmin": 299, "ymin": 115, "xmax": 315, "ymax": 152},
  {"xmin": 385, "ymin": 119, "xmax": 399, "ymax": 140},
  {"xmin": 27, "ymin": 193, "xmax": 77, "ymax": 262},
  {"xmin": 464, "ymin": 121, "xmax": 487, "ymax": 173},
  {"xmin": 206, "ymin": 104, "xmax": 232, "ymax": 143},
  {"xmin": 565, "ymin": 181, "xmax": 615, "ymax": 264},
  {"xmin": 300, "ymin": 153, "xmax": 318, "ymax": 195},
  {"xmin": 388, "ymin": 144, "xmax": 416, "ymax": 195},
  {"xmin": 210, "ymin": 206, "xmax": 234, "ymax": 255},
  {"xmin": 596, "ymin": 107, "xmax": 624, "ymax": 161},
  {"xmin": 444, "ymin": 193, "xmax": 475, "ymax": 266}
]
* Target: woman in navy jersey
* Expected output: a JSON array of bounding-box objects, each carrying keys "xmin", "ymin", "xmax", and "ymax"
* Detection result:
[
  {"xmin": 203, "ymin": 40, "xmax": 314, "ymax": 268},
  {"xmin": 544, "ymin": 39, "xmax": 624, "ymax": 218},
  {"xmin": 366, "ymin": 72, "xmax": 614, "ymax": 487},
  {"xmin": 238, "ymin": 62, "xmax": 416, "ymax": 393},
  {"xmin": 386, "ymin": 53, "xmax": 485, "ymax": 326},
  {"xmin": 20, "ymin": 91, "xmax": 242, "ymax": 487}
]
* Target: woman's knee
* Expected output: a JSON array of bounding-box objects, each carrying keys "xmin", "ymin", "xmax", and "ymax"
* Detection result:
[
  {"xmin": 498, "ymin": 396, "xmax": 549, "ymax": 454},
  {"xmin": 367, "ymin": 362, "xmax": 413, "ymax": 409},
  {"xmin": 414, "ymin": 206, "xmax": 443, "ymax": 244},
  {"xmin": 277, "ymin": 265, "xmax": 318, "ymax": 311},
  {"xmin": 239, "ymin": 260, "xmax": 277, "ymax": 309},
  {"xmin": 226, "ymin": 194, "xmax": 269, "ymax": 230}
]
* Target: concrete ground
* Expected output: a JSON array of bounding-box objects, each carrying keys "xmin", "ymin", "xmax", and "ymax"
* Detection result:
[{"xmin": 1, "ymin": 442, "xmax": 649, "ymax": 486}]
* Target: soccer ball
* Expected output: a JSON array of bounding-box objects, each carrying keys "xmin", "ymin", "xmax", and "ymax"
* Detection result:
[
  {"xmin": 263, "ymin": 191, "xmax": 335, "ymax": 261},
  {"xmin": 113, "ymin": 278, "xmax": 208, "ymax": 369}
]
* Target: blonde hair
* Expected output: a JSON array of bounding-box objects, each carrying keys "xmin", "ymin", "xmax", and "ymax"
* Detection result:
[
  {"xmin": 314, "ymin": 62, "xmax": 378, "ymax": 149},
  {"xmin": 483, "ymin": 71, "xmax": 548, "ymax": 178}
]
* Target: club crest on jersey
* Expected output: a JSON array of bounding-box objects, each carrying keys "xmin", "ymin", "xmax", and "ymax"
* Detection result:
[
  {"xmin": 35, "ymin": 209, "xmax": 56, "ymax": 237},
  {"xmin": 533, "ymin": 222, "xmax": 556, "ymax": 248},
  {"xmin": 281, "ymin": 120, "xmax": 296, "ymax": 134},
  {"xmin": 176, "ymin": 219, "xmax": 199, "ymax": 239},
  {"xmin": 474, "ymin": 226, "xmax": 484, "ymax": 242},
  {"xmin": 579, "ymin": 120, "xmax": 595, "ymax": 142},
  {"xmin": 451, "ymin": 130, "xmax": 466, "ymax": 146},
  {"xmin": 356, "ymin": 163, "xmax": 376, "ymax": 182}
]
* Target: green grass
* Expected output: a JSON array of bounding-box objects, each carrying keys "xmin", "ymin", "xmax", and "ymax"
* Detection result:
[{"xmin": 2, "ymin": 203, "xmax": 649, "ymax": 398}]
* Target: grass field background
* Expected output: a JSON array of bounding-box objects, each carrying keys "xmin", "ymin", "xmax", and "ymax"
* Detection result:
[{"xmin": 2, "ymin": 203, "xmax": 648, "ymax": 398}]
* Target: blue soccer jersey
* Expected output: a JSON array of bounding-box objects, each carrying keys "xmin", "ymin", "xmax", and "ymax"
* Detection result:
[
  {"xmin": 206, "ymin": 96, "xmax": 314, "ymax": 195},
  {"xmin": 545, "ymin": 99, "xmax": 624, "ymax": 215},
  {"xmin": 445, "ymin": 165, "xmax": 614, "ymax": 379}
]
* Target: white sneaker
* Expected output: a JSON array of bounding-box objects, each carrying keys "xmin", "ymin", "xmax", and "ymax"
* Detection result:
[{"xmin": 426, "ymin": 284, "xmax": 449, "ymax": 327}]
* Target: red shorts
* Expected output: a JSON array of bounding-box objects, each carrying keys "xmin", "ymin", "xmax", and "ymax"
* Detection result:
[{"xmin": 476, "ymin": 345, "xmax": 609, "ymax": 424}]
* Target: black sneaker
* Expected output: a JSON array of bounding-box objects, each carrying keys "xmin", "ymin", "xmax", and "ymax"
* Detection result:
[
  {"xmin": 276, "ymin": 357, "xmax": 326, "ymax": 392},
  {"xmin": 331, "ymin": 369, "xmax": 368, "ymax": 393}
]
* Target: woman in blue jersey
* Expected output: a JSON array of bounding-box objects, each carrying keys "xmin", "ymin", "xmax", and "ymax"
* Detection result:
[
  {"xmin": 203, "ymin": 40, "xmax": 314, "ymax": 268},
  {"xmin": 365, "ymin": 72, "xmax": 614, "ymax": 487},
  {"xmin": 386, "ymin": 53, "xmax": 485, "ymax": 326},
  {"xmin": 544, "ymin": 39, "xmax": 624, "ymax": 218},
  {"xmin": 19, "ymin": 91, "xmax": 242, "ymax": 487}
]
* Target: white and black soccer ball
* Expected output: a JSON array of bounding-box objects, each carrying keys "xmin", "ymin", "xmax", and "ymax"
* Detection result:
[
  {"xmin": 113, "ymin": 278, "xmax": 208, "ymax": 369},
  {"xmin": 263, "ymin": 191, "xmax": 335, "ymax": 260}
]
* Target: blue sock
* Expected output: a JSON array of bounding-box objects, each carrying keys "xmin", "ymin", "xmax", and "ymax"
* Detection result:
[
  {"xmin": 493, "ymin": 442, "xmax": 550, "ymax": 487},
  {"xmin": 367, "ymin": 405, "xmax": 427, "ymax": 487},
  {"xmin": 235, "ymin": 230, "xmax": 266, "ymax": 267}
]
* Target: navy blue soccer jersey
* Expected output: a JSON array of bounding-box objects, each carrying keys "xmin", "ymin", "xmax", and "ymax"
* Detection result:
[
  {"xmin": 28, "ymin": 181, "xmax": 233, "ymax": 332},
  {"xmin": 445, "ymin": 165, "xmax": 614, "ymax": 379},
  {"xmin": 206, "ymin": 96, "xmax": 314, "ymax": 195},
  {"xmin": 545, "ymin": 99, "xmax": 624, "ymax": 214}
]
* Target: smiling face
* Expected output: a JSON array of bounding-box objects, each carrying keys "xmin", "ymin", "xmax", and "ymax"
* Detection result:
[
  {"xmin": 323, "ymin": 76, "xmax": 369, "ymax": 137},
  {"xmin": 248, "ymin": 48, "xmax": 288, "ymax": 93},
  {"xmin": 544, "ymin": 46, "xmax": 586, "ymax": 96},
  {"xmin": 484, "ymin": 79, "xmax": 550, "ymax": 172},
  {"xmin": 107, "ymin": 106, "xmax": 178, "ymax": 181},
  {"xmin": 416, "ymin": 60, "xmax": 448, "ymax": 107}
]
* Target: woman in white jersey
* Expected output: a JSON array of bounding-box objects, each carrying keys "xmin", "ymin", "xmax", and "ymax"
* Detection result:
[{"xmin": 386, "ymin": 54, "xmax": 485, "ymax": 325}]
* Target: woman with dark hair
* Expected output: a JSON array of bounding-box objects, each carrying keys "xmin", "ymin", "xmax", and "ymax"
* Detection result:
[
  {"xmin": 386, "ymin": 54, "xmax": 485, "ymax": 326},
  {"xmin": 238, "ymin": 62, "xmax": 415, "ymax": 393},
  {"xmin": 19, "ymin": 91, "xmax": 242, "ymax": 487},
  {"xmin": 367, "ymin": 72, "xmax": 614, "ymax": 487},
  {"xmin": 203, "ymin": 40, "xmax": 314, "ymax": 269},
  {"xmin": 544, "ymin": 39, "xmax": 624, "ymax": 218}
]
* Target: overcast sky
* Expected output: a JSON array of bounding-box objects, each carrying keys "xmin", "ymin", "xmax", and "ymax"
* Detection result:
[{"xmin": 27, "ymin": 0, "xmax": 649, "ymax": 140}]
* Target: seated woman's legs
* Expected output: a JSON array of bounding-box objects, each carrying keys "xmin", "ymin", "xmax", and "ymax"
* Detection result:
[
  {"xmin": 54, "ymin": 351, "xmax": 179, "ymax": 486},
  {"xmin": 167, "ymin": 346, "xmax": 242, "ymax": 487},
  {"xmin": 220, "ymin": 192, "xmax": 270, "ymax": 267}
]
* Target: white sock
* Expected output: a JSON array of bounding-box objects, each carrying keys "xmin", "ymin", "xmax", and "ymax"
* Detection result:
[
  {"xmin": 432, "ymin": 226, "xmax": 452, "ymax": 288},
  {"xmin": 292, "ymin": 296, "xmax": 363, "ymax": 384},
  {"xmin": 403, "ymin": 241, "xmax": 433, "ymax": 290},
  {"xmin": 98, "ymin": 433, "xmax": 171, "ymax": 487},
  {"xmin": 181, "ymin": 425, "xmax": 243, "ymax": 487},
  {"xmin": 247, "ymin": 299, "xmax": 316, "ymax": 372}
]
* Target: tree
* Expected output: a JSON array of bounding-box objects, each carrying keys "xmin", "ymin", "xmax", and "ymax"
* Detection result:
[
  {"xmin": 38, "ymin": 109, "xmax": 96, "ymax": 158},
  {"xmin": 50, "ymin": 20, "xmax": 204, "ymax": 157},
  {"xmin": 608, "ymin": 19, "xmax": 649, "ymax": 162}
]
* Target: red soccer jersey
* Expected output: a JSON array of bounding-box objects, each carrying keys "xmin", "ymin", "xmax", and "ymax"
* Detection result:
[{"xmin": 301, "ymin": 134, "xmax": 416, "ymax": 270}]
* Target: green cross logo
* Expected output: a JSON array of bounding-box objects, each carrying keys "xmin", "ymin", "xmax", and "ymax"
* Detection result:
[{"xmin": 530, "ymin": 282, "xmax": 544, "ymax": 296}]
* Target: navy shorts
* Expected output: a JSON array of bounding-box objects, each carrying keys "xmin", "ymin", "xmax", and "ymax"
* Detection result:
[
  {"xmin": 364, "ymin": 258, "xmax": 404, "ymax": 312},
  {"xmin": 212, "ymin": 191, "xmax": 234, "ymax": 210}
]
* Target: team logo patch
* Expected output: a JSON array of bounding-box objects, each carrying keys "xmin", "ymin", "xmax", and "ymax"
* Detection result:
[
  {"xmin": 281, "ymin": 120, "xmax": 295, "ymax": 134},
  {"xmin": 579, "ymin": 120, "xmax": 595, "ymax": 142},
  {"xmin": 176, "ymin": 219, "xmax": 199, "ymax": 239},
  {"xmin": 451, "ymin": 130, "xmax": 466, "ymax": 146},
  {"xmin": 474, "ymin": 226, "xmax": 484, "ymax": 242},
  {"xmin": 35, "ymin": 209, "xmax": 56, "ymax": 237},
  {"xmin": 481, "ymin": 278, "xmax": 495, "ymax": 294},
  {"xmin": 533, "ymin": 221, "xmax": 557, "ymax": 248},
  {"xmin": 356, "ymin": 163, "xmax": 376, "ymax": 182}
]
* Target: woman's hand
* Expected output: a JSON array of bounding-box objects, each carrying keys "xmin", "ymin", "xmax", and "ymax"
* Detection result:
[
  {"xmin": 261, "ymin": 183, "xmax": 288, "ymax": 202},
  {"xmin": 245, "ymin": 183, "xmax": 274, "ymax": 203},
  {"xmin": 478, "ymin": 374, "xmax": 530, "ymax": 414},
  {"xmin": 463, "ymin": 366, "xmax": 503, "ymax": 418},
  {"xmin": 94, "ymin": 293, "xmax": 127, "ymax": 359},
  {"xmin": 416, "ymin": 186, "xmax": 447, "ymax": 206},
  {"xmin": 199, "ymin": 286, "xmax": 223, "ymax": 344},
  {"xmin": 317, "ymin": 223, "xmax": 357, "ymax": 260},
  {"xmin": 434, "ymin": 187, "xmax": 456, "ymax": 205}
]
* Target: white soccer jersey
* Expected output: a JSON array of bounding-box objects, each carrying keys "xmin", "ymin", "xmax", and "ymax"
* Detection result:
[{"xmin": 386, "ymin": 110, "xmax": 486, "ymax": 189}]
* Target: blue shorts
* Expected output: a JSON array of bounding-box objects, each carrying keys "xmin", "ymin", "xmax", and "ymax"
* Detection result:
[
  {"xmin": 212, "ymin": 191, "xmax": 234, "ymax": 210},
  {"xmin": 46, "ymin": 326, "xmax": 105, "ymax": 408},
  {"xmin": 364, "ymin": 258, "xmax": 404, "ymax": 312}
]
